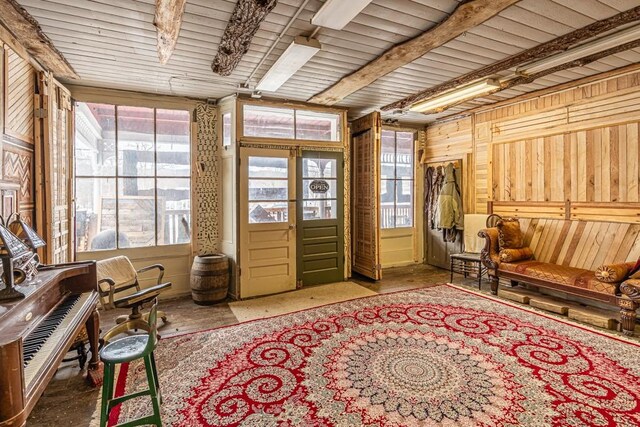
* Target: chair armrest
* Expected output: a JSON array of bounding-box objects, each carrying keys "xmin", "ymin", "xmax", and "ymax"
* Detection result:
[
  {"xmin": 137, "ymin": 264, "xmax": 165, "ymax": 285},
  {"xmin": 595, "ymin": 262, "xmax": 636, "ymax": 283},
  {"xmin": 478, "ymin": 228, "xmax": 500, "ymax": 270},
  {"xmin": 621, "ymin": 279, "xmax": 640, "ymax": 302},
  {"xmin": 98, "ymin": 277, "xmax": 116, "ymax": 308}
]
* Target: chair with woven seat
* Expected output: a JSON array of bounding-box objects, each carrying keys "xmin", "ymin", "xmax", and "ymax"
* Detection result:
[
  {"xmin": 100, "ymin": 299, "xmax": 162, "ymax": 427},
  {"xmin": 97, "ymin": 256, "xmax": 171, "ymax": 343}
]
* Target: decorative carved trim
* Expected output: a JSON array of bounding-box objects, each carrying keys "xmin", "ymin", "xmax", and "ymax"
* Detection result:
[
  {"xmin": 478, "ymin": 229, "xmax": 499, "ymax": 270},
  {"xmin": 211, "ymin": 0, "xmax": 278, "ymax": 76},
  {"xmin": 194, "ymin": 103, "xmax": 220, "ymax": 255}
]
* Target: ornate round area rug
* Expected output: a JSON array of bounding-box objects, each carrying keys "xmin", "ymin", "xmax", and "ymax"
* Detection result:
[{"xmin": 109, "ymin": 285, "xmax": 640, "ymax": 426}]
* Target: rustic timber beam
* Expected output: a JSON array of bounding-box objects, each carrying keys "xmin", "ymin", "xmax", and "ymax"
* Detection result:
[
  {"xmin": 382, "ymin": 5, "xmax": 640, "ymax": 112},
  {"xmin": 211, "ymin": 0, "xmax": 277, "ymax": 76},
  {"xmin": 154, "ymin": 0, "xmax": 187, "ymax": 65},
  {"xmin": 0, "ymin": 0, "xmax": 77, "ymax": 79},
  {"xmin": 307, "ymin": 0, "xmax": 520, "ymax": 105}
]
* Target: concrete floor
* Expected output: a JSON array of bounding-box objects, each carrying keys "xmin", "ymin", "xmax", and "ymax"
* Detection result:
[
  {"xmin": 27, "ymin": 264, "xmax": 453, "ymax": 426},
  {"xmin": 25, "ymin": 263, "xmax": 628, "ymax": 426}
]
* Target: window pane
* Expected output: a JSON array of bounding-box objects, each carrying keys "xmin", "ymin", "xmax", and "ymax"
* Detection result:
[
  {"xmin": 396, "ymin": 132, "xmax": 414, "ymax": 180},
  {"xmin": 296, "ymin": 110, "xmax": 340, "ymax": 141},
  {"xmin": 222, "ymin": 113, "xmax": 232, "ymax": 147},
  {"xmin": 156, "ymin": 109, "xmax": 190, "ymax": 177},
  {"xmin": 302, "ymin": 179, "xmax": 337, "ymax": 199},
  {"xmin": 396, "ymin": 180, "xmax": 413, "ymax": 227},
  {"xmin": 380, "ymin": 179, "xmax": 395, "ymax": 229},
  {"xmin": 243, "ymin": 105, "xmax": 294, "ymax": 139},
  {"xmin": 118, "ymin": 177, "xmax": 155, "ymax": 247},
  {"xmin": 76, "ymin": 178, "xmax": 117, "ymax": 251},
  {"xmin": 117, "ymin": 106, "xmax": 155, "ymax": 177},
  {"xmin": 157, "ymin": 178, "xmax": 190, "ymax": 245},
  {"xmin": 249, "ymin": 179, "xmax": 288, "ymax": 201},
  {"xmin": 303, "ymin": 200, "xmax": 337, "ymax": 220},
  {"xmin": 248, "ymin": 156, "xmax": 288, "ymax": 178},
  {"xmin": 302, "ymin": 158, "xmax": 337, "ymax": 178},
  {"xmin": 249, "ymin": 202, "xmax": 288, "ymax": 223},
  {"xmin": 381, "ymin": 130, "xmax": 395, "ymax": 179},
  {"xmin": 75, "ymin": 103, "xmax": 116, "ymax": 176}
]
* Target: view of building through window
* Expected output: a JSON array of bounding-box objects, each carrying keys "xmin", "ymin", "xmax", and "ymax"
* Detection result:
[
  {"xmin": 380, "ymin": 130, "xmax": 414, "ymax": 229},
  {"xmin": 75, "ymin": 102, "xmax": 191, "ymax": 251}
]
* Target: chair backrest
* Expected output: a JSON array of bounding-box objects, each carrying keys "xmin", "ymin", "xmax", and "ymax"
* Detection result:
[
  {"xmin": 97, "ymin": 256, "xmax": 137, "ymax": 287},
  {"xmin": 143, "ymin": 299, "xmax": 160, "ymax": 354}
]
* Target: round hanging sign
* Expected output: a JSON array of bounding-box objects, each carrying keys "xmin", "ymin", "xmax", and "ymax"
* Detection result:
[{"xmin": 309, "ymin": 180, "xmax": 330, "ymax": 194}]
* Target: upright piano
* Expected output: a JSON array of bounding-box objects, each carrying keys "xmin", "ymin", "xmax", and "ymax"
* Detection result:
[{"xmin": 0, "ymin": 261, "xmax": 101, "ymax": 427}]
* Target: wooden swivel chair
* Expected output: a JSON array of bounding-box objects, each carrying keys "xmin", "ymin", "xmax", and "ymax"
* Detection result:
[{"xmin": 97, "ymin": 256, "xmax": 171, "ymax": 343}]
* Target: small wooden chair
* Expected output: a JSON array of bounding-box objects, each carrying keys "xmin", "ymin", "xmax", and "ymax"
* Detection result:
[
  {"xmin": 100, "ymin": 299, "xmax": 162, "ymax": 427},
  {"xmin": 97, "ymin": 256, "xmax": 171, "ymax": 343}
]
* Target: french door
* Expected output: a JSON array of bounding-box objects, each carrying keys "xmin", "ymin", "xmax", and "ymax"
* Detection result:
[
  {"xmin": 297, "ymin": 151, "xmax": 344, "ymax": 285},
  {"xmin": 240, "ymin": 148, "xmax": 296, "ymax": 298}
]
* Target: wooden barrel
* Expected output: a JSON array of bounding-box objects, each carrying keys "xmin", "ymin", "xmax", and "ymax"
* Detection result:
[{"xmin": 190, "ymin": 254, "xmax": 229, "ymax": 305}]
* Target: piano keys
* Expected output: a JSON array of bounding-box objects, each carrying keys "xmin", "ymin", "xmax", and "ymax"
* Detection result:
[{"xmin": 0, "ymin": 261, "xmax": 101, "ymax": 427}]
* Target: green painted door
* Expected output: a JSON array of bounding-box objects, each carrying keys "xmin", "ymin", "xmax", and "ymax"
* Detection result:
[{"xmin": 297, "ymin": 152, "xmax": 344, "ymax": 285}]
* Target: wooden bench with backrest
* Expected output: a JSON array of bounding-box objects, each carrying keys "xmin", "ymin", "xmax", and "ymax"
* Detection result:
[{"xmin": 479, "ymin": 214, "xmax": 640, "ymax": 336}]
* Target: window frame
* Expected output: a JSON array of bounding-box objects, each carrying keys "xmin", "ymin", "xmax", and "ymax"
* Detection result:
[
  {"xmin": 74, "ymin": 102, "xmax": 192, "ymax": 252},
  {"xmin": 238, "ymin": 99, "xmax": 346, "ymax": 145},
  {"xmin": 380, "ymin": 128, "xmax": 416, "ymax": 229}
]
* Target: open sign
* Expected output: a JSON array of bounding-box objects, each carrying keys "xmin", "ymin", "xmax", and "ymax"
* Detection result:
[{"xmin": 309, "ymin": 180, "xmax": 330, "ymax": 194}]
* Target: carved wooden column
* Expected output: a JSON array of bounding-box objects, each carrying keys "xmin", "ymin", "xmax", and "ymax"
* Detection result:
[{"xmin": 619, "ymin": 281, "xmax": 640, "ymax": 336}]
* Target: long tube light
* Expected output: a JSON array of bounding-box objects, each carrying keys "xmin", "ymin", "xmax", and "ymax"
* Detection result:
[
  {"xmin": 516, "ymin": 24, "xmax": 640, "ymax": 76},
  {"xmin": 256, "ymin": 36, "xmax": 321, "ymax": 92},
  {"xmin": 409, "ymin": 79, "xmax": 501, "ymax": 113},
  {"xmin": 311, "ymin": 0, "xmax": 373, "ymax": 30}
]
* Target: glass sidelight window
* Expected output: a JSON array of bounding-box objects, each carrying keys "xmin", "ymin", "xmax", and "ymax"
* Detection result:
[
  {"xmin": 301, "ymin": 158, "xmax": 338, "ymax": 220},
  {"xmin": 248, "ymin": 156, "xmax": 289, "ymax": 223},
  {"xmin": 381, "ymin": 130, "xmax": 415, "ymax": 229},
  {"xmin": 75, "ymin": 103, "xmax": 191, "ymax": 251}
]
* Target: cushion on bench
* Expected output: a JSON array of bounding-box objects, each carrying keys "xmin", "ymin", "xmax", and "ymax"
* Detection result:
[{"xmin": 500, "ymin": 261, "xmax": 617, "ymax": 295}]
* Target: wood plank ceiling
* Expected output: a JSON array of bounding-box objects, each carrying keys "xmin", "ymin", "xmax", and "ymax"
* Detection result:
[{"xmin": 16, "ymin": 0, "xmax": 640, "ymax": 124}]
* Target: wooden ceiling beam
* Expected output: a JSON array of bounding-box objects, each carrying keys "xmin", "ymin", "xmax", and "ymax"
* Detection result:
[
  {"xmin": 154, "ymin": 0, "xmax": 187, "ymax": 65},
  {"xmin": 0, "ymin": 0, "xmax": 77, "ymax": 79},
  {"xmin": 382, "ymin": 5, "xmax": 640, "ymax": 112},
  {"xmin": 211, "ymin": 0, "xmax": 278, "ymax": 76},
  {"xmin": 307, "ymin": 0, "xmax": 520, "ymax": 106}
]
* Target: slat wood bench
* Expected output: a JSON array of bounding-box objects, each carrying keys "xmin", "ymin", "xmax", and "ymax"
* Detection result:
[{"xmin": 479, "ymin": 217, "xmax": 640, "ymax": 336}]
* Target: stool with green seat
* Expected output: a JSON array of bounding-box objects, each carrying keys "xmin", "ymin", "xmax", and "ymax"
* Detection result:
[{"xmin": 100, "ymin": 299, "xmax": 162, "ymax": 427}]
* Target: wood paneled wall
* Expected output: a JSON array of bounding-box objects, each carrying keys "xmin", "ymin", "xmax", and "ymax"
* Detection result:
[
  {"xmin": 1, "ymin": 41, "xmax": 36, "ymax": 226},
  {"xmin": 424, "ymin": 65, "xmax": 640, "ymax": 222}
]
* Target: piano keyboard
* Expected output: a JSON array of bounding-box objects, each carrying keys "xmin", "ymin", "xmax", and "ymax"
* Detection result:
[{"xmin": 22, "ymin": 292, "xmax": 92, "ymax": 388}]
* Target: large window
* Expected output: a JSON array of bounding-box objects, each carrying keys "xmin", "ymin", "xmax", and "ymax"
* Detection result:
[
  {"xmin": 75, "ymin": 102, "xmax": 191, "ymax": 252},
  {"xmin": 380, "ymin": 130, "xmax": 414, "ymax": 229}
]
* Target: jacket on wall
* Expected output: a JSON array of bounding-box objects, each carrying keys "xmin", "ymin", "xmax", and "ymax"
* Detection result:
[{"xmin": 436, "ymin": 163, "xmax": 463, "ymax": 232}]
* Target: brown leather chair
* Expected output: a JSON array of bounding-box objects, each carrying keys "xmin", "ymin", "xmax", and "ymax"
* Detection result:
[{"xmin": 97, "ymin": 256, "xmax": 171, "ymax": 343}]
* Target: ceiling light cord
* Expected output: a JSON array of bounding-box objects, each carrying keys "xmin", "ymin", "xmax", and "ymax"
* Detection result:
[{"xmin": 245, "ymin": 0, "xmax": 314, "ymax": 86}]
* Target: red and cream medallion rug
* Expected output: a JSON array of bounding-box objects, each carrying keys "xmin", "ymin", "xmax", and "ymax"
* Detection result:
[{"xmin": 109, "ymin": 285, "xmax": 640, "ymax": 426}]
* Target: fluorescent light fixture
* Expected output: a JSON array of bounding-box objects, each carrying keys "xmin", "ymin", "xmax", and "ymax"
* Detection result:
[
  {"xmin": 311, "ymin": 0, "xmax": 373, "ymax": 30},
  {"xmin": 517, "ymin": 24, "xmax": 640, "ymax": 76},
  {"xmin": 256, "ymin": 36, "xmax": 321, "ymax": 92},
  {"xmin": 409, "ymin": 79, "xmax": 501, "ymax": 113}
]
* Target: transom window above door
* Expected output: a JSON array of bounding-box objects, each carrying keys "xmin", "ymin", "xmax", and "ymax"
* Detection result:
[{"xmin": 75, "ymin": 102, "xmax": 191, "ymax": 252}]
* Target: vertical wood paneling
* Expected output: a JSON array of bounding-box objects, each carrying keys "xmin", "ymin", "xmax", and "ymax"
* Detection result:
[{"xmin": 5, "ymin": 48, "xmax": 34, "ymax": 143}]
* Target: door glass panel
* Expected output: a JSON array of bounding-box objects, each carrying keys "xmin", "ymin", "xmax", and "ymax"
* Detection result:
[
  {"xmin": 380, "ymin": 178, "xmax": 395, "ymax": 228},
  {"xmin": 302, "ymin": 179, "xmax": 337, "ymax": 199},
  {"xmin": 249, "ymin": 156, "xmax": 288, "ymax": 178},
  {"xmin": 248, "ymin": 156, "xmax": 289, "ymax": 223},
  {"xmin": 301, "ymin": 158, "xmax": 336, "ymax": 178},
  {"xmin": 301, "ymin": 157, "xmax": 339, "ymax": 221},
  {"xmin": 303, "ymin": 200, "xmax": 337, "ymax": 220},
  {"xmin": 396, "ymin": 180, "xmax": 413, "ymax": 227},
  {"xmin": 396, "ymin": 132, "xmax": 414, "ymax": 180},
  {"xmin": 381, "ymin": 130, "xmax": 396, "ymax": 179}
]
